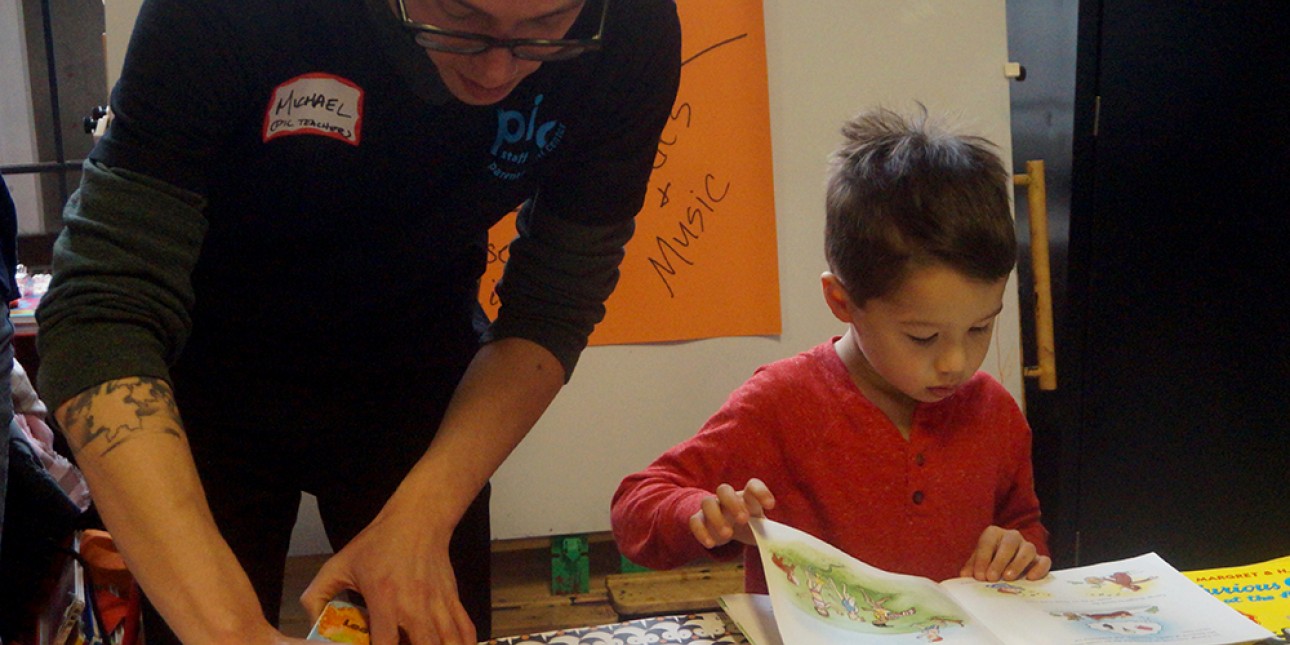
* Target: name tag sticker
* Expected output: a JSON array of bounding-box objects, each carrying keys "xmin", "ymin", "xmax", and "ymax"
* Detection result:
[{"xmin": 262, "ymin": 73, "xmax": 364, "ymax": 146}]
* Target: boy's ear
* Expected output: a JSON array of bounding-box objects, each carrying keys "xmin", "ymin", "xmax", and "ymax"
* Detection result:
[{"xmin": 821, "ymin": 272, "xmax": 856, "ymax": 323}]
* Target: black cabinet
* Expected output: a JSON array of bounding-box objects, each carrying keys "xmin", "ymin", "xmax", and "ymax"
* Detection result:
[{"xmin": 1035, "ymin": 0, "xmax": 1290, "ymax": 569}]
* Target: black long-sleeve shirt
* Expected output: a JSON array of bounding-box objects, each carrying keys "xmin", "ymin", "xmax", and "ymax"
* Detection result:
[{"xmin": 36, "ymin": 0, "xmax": 681, "ymax": 410}]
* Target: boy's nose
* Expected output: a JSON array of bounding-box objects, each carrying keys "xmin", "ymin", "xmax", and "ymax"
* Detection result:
[{"xmin": 935, "ymin": 344, "xmax": 967, "ymax": 377}]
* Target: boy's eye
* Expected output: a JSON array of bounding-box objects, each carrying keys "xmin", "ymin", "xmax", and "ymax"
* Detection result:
[
  {"xmin": 970, "ymin": 322, "xmax": 994, "ymax": 334},
  {"xmin": 908, "ymin": 334, "xmax": 937, "ymax": 344}
]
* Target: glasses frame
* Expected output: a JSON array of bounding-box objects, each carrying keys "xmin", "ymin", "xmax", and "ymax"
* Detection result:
[{"xmin": 396, "ymin": 0, "xmax": 609, "ymax": 62}]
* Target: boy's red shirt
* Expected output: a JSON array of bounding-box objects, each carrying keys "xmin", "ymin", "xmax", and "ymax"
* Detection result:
[{"xmin": 612, "ymin": 339, "xmax": 1049, "ymax": 592}]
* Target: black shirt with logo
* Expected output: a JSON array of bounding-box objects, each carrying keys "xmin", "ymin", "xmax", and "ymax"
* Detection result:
[{"xmin": 37, "ymin": 0, "xmax": 681, "ymax": 410}]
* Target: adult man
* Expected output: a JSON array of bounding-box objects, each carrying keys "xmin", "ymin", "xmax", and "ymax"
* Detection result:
[
  {"xmin": 1, "ymin": 177, "xmax": 15, "ymax": 482},
  {"xmin": 1, "ymin": 179, "xmax": 14, "ymax": 417},
  {"xmin": 35, "ymin": 0, "xmax": 681, "ymax": 643}
]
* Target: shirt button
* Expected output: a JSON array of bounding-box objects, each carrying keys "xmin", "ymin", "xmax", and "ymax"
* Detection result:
[
  {"xmin": 912, "ymin": 491, "xmax": 924, "ymax": 504},
  {"xmin": 915, "ymin": 453, "xmax": 926, "ymax": 466}
]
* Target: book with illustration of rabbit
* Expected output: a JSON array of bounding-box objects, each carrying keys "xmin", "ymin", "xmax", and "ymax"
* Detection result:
[{"xmin": 719, "ymin": 518, "xmax": 1277, "ymax": 645}]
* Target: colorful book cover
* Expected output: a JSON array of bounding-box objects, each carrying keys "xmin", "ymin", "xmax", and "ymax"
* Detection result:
[
  {"xmin": 1184, "ymin": 554, "xmax": 1290, "ymax": 640},
  {"xmin": 307, "ymin": 600, "xmax": 370, "ymax": 644}
]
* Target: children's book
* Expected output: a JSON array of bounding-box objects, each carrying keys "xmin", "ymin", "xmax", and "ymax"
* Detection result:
[
  {"xmin": 719, "ymin": 517, "xmax": 1278, "ymax": 645},
  {"xmin": 45, "ymin": 554, "xmax": 87, "ymax": 645},
  {"xmin": 307, "ymin": 600, "xmax": 370, "ymax": 644},
  {"xmin": 1183, "ymin": 554, "xmax": 1290, "ymax": 640}
]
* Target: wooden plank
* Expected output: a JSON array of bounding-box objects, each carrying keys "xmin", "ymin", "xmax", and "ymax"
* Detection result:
[
  {"xmin": 488, "ymin": 531, "xmax": 616, "ymax": 554},
  {"xmin": 605, "ymin": 564, "xmax": 744, "ymax": 618},
  {"xmin": 491, "ymin": 599, "xmax": 619, "ymax": 640}
]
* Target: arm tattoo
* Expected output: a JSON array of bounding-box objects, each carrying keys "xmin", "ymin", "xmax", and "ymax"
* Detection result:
[{"xmin": 61, "ymin": 377, "xmax": 185, "ymax": 457}]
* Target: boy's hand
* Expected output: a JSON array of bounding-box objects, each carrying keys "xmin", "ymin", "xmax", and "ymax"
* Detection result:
[
  {"xmin": 960, "ymin": 525, "xmax": 1052, "ymax": 582},
  {"xmin": 689, "ymin": 478, "xmax": 776, "ymax": 549}
]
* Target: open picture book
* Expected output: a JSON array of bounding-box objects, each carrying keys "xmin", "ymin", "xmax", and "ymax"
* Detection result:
[{"xmin": 719, "ymin": 517, "xmax": 1278, "ymax": 645}]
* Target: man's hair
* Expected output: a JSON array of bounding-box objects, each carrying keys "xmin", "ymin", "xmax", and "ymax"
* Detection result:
[{"xmin": 824, "ymin": 105, "xmax": 1017, "ymax": 305}]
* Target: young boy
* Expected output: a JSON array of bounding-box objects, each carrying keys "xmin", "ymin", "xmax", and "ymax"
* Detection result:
[{"xmin": 611, "ymin": 106, "xmax": 1051, "ymax": 594}]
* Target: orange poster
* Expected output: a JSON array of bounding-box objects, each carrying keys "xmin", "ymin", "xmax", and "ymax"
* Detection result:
[{"xmin": 480, "ymin": 0, "xmax": 780, "ymax": 344}]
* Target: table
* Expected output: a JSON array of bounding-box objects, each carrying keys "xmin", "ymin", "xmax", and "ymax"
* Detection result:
[{"xmin": 483, "ymin": 612, "xmax": 749, "ymax": 645}]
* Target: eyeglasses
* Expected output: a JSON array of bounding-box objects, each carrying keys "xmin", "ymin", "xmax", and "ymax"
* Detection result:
[{"xmin": 396, "ymin": 0, "xmax": 608, "ymax": 62}]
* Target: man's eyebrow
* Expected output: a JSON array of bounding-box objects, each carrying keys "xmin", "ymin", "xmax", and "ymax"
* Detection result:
[
  {"xmin": 451, "ymin": 0, "xmax": 586, "ymax": 23},
  {"xmin": 534, "ymin": 0, "xmax": 587, "ymax": 22}
]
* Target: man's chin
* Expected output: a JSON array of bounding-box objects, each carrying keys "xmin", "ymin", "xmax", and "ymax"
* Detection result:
[{"xmin": 444, "ymin": 75, "xmax": 516, "ymax": 106}]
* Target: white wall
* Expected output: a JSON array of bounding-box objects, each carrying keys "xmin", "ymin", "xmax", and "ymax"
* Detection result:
[
  {"xmin": 100, "ymin": 0, "xmax": 1021, "ymax": 551},
  {"xmin": 103, "ymin": 0, "xmax": 133, "ymax": 91},
  {"xmin": 0, "ymin": 0, "xmax": 45, "ymax": 233},
  {"xmin": 490, "ymin": 0, "xmax": 1020, "ymax": 540}
]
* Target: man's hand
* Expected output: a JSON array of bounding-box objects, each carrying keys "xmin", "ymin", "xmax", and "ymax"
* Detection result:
[
  {"xmin": 689, "ymin": 478, "xmax": 776, "ymax": 549},
  {"xmin": 299, "ymin": 338, "xmax": 566, "ymax": 644},
  {"xmin": 959, "ymin": 525, "xmax": 1052, "ymax": 582},
  {"xmin": 301, "ymin": 497, "xmax": 474, "ymax": 645}
]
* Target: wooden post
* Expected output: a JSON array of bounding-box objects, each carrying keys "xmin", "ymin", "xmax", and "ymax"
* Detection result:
[{"xmin": 1014, "ymin": 160, "xmax": 1058, "ymax": 390}]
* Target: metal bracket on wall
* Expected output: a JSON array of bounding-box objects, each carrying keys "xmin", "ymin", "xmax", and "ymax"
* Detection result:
[{"xmin": 0, "ymin": 161, "xmax": 84, "ymax": 176}]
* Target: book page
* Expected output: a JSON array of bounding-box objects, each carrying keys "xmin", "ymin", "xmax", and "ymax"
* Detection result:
[
  {"xmin": 741, "ymin": 518, "xmax": 1004, "ymax": 643},
  {"xmin": 720, "ymin": 594, "xmax": 784, "ymax": 645},
  {"xmin": 941, "ymin": 553, "xmax": 1276, "ymax": 645}
]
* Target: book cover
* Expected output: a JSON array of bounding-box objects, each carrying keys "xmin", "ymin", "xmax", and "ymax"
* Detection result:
[
  {"xmin": 484, "ymin": 613, "xmax": 747, "ymax": 645},
  {"xmin": 307, "ymin": 600, "xmax": 370, "ymax": 644},
  {"xmin": 720, "ymin": 517, "xmax": 1277, "ymax": 645},
  {"xmin": 1184, "ymin": 554, "xmax": 1290, "ymax": 640},
  {"xmin": 305, "ymin": 599, "xmax": 747, "ymax": 645}
]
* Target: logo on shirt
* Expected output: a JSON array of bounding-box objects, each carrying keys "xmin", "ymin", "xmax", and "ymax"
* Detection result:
[
  {"xmin": 488, "ymin": 94, "xmax": 566, "ymax": 181},
  {"xmin": 263, "ymin": 73, "xmax": 364, "ymax": 146}
]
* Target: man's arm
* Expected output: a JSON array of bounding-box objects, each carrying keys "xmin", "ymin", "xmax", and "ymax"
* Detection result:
[
  {"xmin": 56, "ymin": 377, "xmax": 310, "ymax": 645},
  {"xmin": 39, "ymin": 163, "xmax": 308, "ymax": 644},
  {"xmin": 400, "ymin": 336, "xmax": 565, "ymax": 529}
]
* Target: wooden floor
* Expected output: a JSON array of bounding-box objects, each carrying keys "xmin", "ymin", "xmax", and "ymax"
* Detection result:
[{"xmin": 278, "ymin": 537, "xmax": 743, "ymax": 640}]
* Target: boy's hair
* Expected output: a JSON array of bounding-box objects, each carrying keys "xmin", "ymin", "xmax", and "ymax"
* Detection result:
[{"xmin": 825, "ymin": 105, "xmax": 1017, "ymax": 305}]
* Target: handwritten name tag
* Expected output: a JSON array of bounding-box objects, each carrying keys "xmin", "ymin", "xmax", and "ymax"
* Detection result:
[{"xmin": 262, "ymin": 73, "xmax": 364, "ymax": 146}]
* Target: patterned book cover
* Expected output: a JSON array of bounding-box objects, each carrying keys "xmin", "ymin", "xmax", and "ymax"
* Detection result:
[
  {"xmin": 306, "ymin": 599, "xmax": 748, "ymax": 645},
  {"xmin": 484, "ymin": 612, "xmax": 748, "ymax": 645}
]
